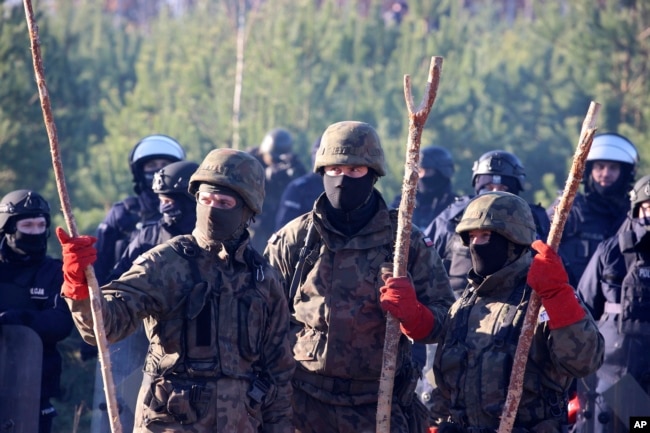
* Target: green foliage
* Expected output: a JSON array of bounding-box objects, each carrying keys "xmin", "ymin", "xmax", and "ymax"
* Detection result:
[{"xmin": 3, "ymin": 0, "xmax": 650, "ymax": 428}]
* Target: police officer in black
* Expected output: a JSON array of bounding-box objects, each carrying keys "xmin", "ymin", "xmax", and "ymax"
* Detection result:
[
  {"xmin": 426, "ymin": 149, "xmax": 550, "ymax": 297},
  {"xmin": 110, "ymin": 160, "xmax": 199, "ymax": 279},
  {"xmin": 391, "ymin": 145, "xmax": 457, "ymax": 230},
  {"xmin": 575, "ymin": 174, "xmax": 650, "ymax": 433},
  {"xmin": 0, "ymin": 189, "xmax": 73, "ymax": 433},
  {"xmin": 549, "ymin": 132, "xmax": 639, "ymax": 287},
  {"xmin": 94, "ymin": 135, "xmax": 186, "ymax": 285},
  {"xmin": 248, "ymin": 127, "xmax": 307, "ymax": 251},
  {"xmin": 274, "ymin": 137, "xmax": 324, "ymax": 230}
]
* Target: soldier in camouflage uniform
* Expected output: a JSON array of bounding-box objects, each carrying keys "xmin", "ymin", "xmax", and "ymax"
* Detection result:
[
  {"xmin": 56, "ymin": 149, "xmax": 295, "ymax": 433},
  {"xmin": 264, "ymin": 121, "xmax": 455, "ymax": 433},
  {"xmin": 432, "ymin": 191, "xmax": 604, "ymax": 433}
]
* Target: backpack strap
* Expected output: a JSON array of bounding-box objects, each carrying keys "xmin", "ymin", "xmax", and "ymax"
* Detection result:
[{"xmin": 289, "ymin": 218, "xmax": 320, "ymax": 302}]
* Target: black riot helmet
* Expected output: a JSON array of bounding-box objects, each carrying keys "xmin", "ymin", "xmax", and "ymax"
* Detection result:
[
  {"xmin": 420, "ymin": 145, "xmax": 455, "ymax": 179},
  {"xmin": 259, "ymin": 128, "xmax": 294, "ymax": 158},
  {"xmin": 0, "ymin": 189, "xmax": 51, "ymax": 236},
  {"xmin": 152, "ymin": 161, "xmax": 199, "ymax": 200},
  {"xmin": 471, "ymin": 150, "xmax": 526, "ymax": 195},
  {"xmin": 129, "ymin": 135, "xmax": 186, "ymax": 194}
]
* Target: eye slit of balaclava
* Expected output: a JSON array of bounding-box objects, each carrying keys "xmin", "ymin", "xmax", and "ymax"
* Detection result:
[{"xmin": 194, "ymin": 184, "xmax": 254, "ymax": 247}]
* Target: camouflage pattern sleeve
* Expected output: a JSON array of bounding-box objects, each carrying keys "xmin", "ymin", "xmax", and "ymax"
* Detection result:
[
  {"xmin": 65, "ymin": 243, "xmax": 194, "ymax": 345},
  {"xmin": 260, "ymin": 266, "xmax": 296, "ymax": 431},
  {"xmin": 540, "ymin": 298, "xmax": 604, "ymax": 379},
  {"xmin": 407, "ymin": 225, "xmax": 455, "ymax": 343}
]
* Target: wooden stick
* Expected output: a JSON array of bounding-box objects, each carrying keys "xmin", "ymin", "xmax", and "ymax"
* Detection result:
[
  {"xmin": 377, "ymin": 56, "xmax": 443, "ymax": 433},
  {"xmin": 22, "ymin": 1, "xmax": 123, "ymax": 432},
  {"xmin": 497, "ymin": 101, "xmax": 600, "ymax": 433}
]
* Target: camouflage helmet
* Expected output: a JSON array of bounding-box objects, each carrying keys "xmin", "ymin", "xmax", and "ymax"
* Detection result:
[
  {"xmin": 152, "ymin": 161, "xmax": 200, "ymax": 200},
  {"xmin": 456, "ymin": 191, "xmax": 535, "ymax": 246},
  {"xmin": 314, "ymin": 121, "xmax": 387, "ymax": 176},
  {"xmin": 0, "ymin": 190, "xmax": 51, "ymax": 235},
  {"xmin": 630, "ymin": 174, "xmax": 650, "ymax": 218},
  {"xmin": 189, "ymin": 149, "xmax": 265, "ymax": 214}
]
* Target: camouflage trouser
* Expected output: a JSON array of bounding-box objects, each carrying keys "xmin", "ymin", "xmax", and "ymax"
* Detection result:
[
  {"xmin": 292, "ymin": 386, "xmax": 410, "ymax": 433},
  {"xmin": 134, "ymin": 374, "xmax": 262, "ymax": 433}
]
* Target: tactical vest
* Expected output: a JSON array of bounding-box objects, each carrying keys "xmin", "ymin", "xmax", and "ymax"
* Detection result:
[
  {"xmin": 558, "ymin": 194, "xmax": 626, "ymax": 285},
  {"xmin": 596, "ymin": 237, "xmax": 650, "ymax": 394},
  {"xmin": 440, "ymin": 283, "xmax": 568, "ymax": 429},
  {"xmin": 143, "ymin": 236, "xmax": 268, "ymax": 384}
]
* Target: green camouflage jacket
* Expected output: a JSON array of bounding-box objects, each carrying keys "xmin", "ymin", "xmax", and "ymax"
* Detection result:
[
  {"xmin": 433, "ymin": 252, "xmax": 604, "ymax": 433},
  {"xmin": 265, "ymin": 193, "xmax": 454, "ymax": 403},
  {"xmin": 65, "ymin": 233, "xmax": 295, "ymax": 433}
]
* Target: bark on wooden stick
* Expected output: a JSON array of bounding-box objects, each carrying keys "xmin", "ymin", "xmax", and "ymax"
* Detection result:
[
  {"xmin": 377, "ymin": 56, "xmax": 443, "ymax": 433},
  {"xmin": 22, "ymin": 1, "xmax": 123, "ymax": 432},
  {"xmin": 497, "ymin": 101, "xmax": 601, "ymax": 433}
]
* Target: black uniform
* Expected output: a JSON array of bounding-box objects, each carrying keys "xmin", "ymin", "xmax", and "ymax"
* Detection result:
[
  {"xmin": 576, "ymin": 219, "xmax": 650, "ymax": 433},
  {"xmin": 0, "ymin": 240, "xmax": 73, "ymax": 433},
  {"xmin": 549, "ymin": 192, "xmax": 628, "ymax": 287},
  {"xmin": 274, "ymin": 172, "xmax": 324, "ymax": 231},
  {"xmin": 94, "ymin": 194, "xmax": 160, "ymax": 285}
]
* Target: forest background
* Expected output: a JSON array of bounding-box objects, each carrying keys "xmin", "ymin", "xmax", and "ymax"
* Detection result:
[{"xmin": 1, "ymin": 0, "xmax": 649, "ymax": 431}]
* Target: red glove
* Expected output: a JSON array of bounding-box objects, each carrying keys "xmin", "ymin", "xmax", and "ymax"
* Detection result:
[
  {"xmin": 56, "ymin": 227, "xmax": 97, "ymax": 301},
  {"xmin": 379, "ymin": 276, "xmax": 434, "ymax": 340},
  {"xmin": 527, "ymin": 240, "xmax": 584, "ymax": 329}
]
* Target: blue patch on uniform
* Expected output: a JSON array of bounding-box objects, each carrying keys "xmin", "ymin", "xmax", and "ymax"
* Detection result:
[
  {"xmin": 423, "ymin": 236, "xmax": 434, "ymax": 247},
  {"xmin": 539, "ymin": 309, "xmax": 550, "ymax": 323}
]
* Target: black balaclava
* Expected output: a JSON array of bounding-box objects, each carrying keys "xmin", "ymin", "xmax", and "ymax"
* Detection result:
[
  {"xmin": 2, "ymin": 216, "xmax": 48, "ymax": 261},
  {"xmin": 160, "ymin": 194, "xmax": 197, "ymax": 236},
  {"xmin": 194, "ymin": 184, "xmax": 254, "ymax": 251},
  {"xmin": 418, "ymin": 170, "xmax": 450, "ymax": 200},
  {"xmin": 323, "ymin": 170, "xmax": 376, "ymax": 211},
  {"xmin": 469, "ymin": 232, "xmax": 510, "ymax": 277}
]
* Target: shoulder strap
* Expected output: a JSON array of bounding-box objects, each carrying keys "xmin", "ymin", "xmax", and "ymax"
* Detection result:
[
  {"xmin": 288, "ymin": 218, "xmax": 320, "ymax": 302},
  {"xmin": 168, "ymin": 236, "xmax": 202, "ymax": 287}
]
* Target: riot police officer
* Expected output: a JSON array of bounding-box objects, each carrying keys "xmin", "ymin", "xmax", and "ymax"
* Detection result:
[
  {"xmin": 575, "ymin": 174, "xmax": 650, "ymax": 433},
  {"xmin": 94, "ymin": 134, "xmax": 186, "ymax": 285},
  {"xmin": 390, "ymin": 145, "xmax": 457, "ymax": 230},
  {"xmin": 426, "ymin": 149, "xmax": 550, "ymax": 297},
  {"xmin": 0, "ymin": 190, "xmax": 73, "ymax": 433},
  {"xmin": 248, "ymin": 127, "xmax": 307, "ymax": 251},
  {"xmin": 57, "ymin": 149, "xmax": 295, "ymax": 432},
  {"xmin": 274, "ymin": 136, "xmax": 324, "ymax": 230},
  {"xmin": 549, "ymin": 132, "xmax": 638, "ymax": 286}
]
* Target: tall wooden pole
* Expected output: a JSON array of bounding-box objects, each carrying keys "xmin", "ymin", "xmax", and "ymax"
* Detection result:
[
  {"xmin": 497, "ymin": 101, "xmax": 600, "ymax": 433},
  {"xmin": 22, "ymin": 1, "xmax": 123, "ymax": 432},
  {"xmin": 377, "ymin": 56, "xmax": 443, "ymax": 432}
]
